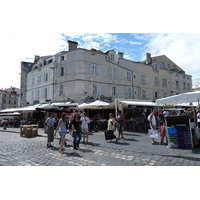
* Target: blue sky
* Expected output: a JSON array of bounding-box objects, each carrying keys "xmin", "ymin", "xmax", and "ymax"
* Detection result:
[
  {"xmin": 1, "ymin": 33, "xmax": 200, "ymax": 89},
  {"xmin": 1, "ymin": 1, "xmax": 200, "ymax": 89}
]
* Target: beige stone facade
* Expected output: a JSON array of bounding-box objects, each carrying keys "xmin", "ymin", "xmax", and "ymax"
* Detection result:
[
  {"xmin": 21, "ymin": 40, "xmax": 193, "ymax": 106},
  {"xmin": 0, "ymin": 88, "xmax": 19, "ymax": 109}
]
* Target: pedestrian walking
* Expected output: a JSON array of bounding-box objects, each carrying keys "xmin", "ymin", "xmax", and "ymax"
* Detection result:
[
  {"xmin": 197, "ymin": 110, "xmax": 200, "ymax": 128},
  {"xmin": 116, "ymin": 110, "xmax": 126, "ymax": 140},
  {"xmin": 107, "ymin": 113, "xmax": 118, "ymax": 143},
  {"xmin": 159, "ymin": 121, "xmax": 167, "ymax": 145},
  {"xmin": 80, "ymin": 112, "xmax": 90, "ymax": 143},
  {"xmin": 45, "ymin": 113, "xmax": 56, "ymax": 148},
  {"xmin": 2, "ymin": 118, "xmax": 8, "ymax": 130},
  {"xmin": 71, "ymin": 113, "xmax": 82, "ymax": 150},
  {"xmin": 55, "ymin": 113, "xmax": 67, "ymax": 154},
  {"xmin": 148, "ymin": 109, "xmax": 158, "ymax": 145}
]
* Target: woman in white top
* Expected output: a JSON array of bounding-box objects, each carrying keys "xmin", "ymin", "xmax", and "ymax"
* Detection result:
[
  {"xmin": 149, "ymin": 109, "xmax": 158, "ymax": 144},
  {"xmin": 80, "ymin": 112, "xmax": 90, "ymax": 143}
]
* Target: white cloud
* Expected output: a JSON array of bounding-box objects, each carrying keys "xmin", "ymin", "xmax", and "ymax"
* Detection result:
[
  {"xmin": 0, "ymin": 33, "xmax": 66, "ymax": 89},
  {"xmin": 142, "ymin": 33, "xmax": 200, "ymax": 79}
]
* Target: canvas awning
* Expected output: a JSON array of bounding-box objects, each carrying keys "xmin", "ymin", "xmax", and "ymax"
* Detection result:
[{"xmin": 156, "ymin": 91, "xmax": 200, "ymax": 106}]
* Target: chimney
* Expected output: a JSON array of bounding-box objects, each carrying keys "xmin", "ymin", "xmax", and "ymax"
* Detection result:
[
  {"xmin": 146, "ymin": 53, "xmax": 151, "ymax": 64},
  {"xmin": 68, "ymin": 40, "xmax": 78, "ymax": 51},
  {"xmin": 118, "ymin": 52, "xmax": 123, "ymax": 59},
  {"xmin": 34, "ymin": 55, "xmax": 40, "ymax": 63}
]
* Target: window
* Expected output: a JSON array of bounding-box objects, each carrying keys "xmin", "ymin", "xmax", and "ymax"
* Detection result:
[
  {"xmin": 188, "ymin": 84, "xmax": 190, "ymax": 90},
  {"xmin": 141, "ymin": 89, "xmax": 146, "ymax": 99},
  {"xmin": 45, "ymin": 73, "xmax": 48, "ymax": 81},
  {"xmin": 37, "ymin": 75, "xmax": 41, "ymax": 83},
  {"xmin": 109, "ymin": 68, "xmax": 117, "ymax": 79},
  {"xmin": 32, "ymin": 78, "xmax": 34, "ymax": 85},
  {"xmin": 153, "ymin": 63, "xmax": 159, "ymax": 71},
  {"xmin": 92, "ymin": 84, "xmax": 99, "ymax": 95},
  {"xmin": 90, "ymin": 65, "xmax": 100, "ymax": 76},
  {"xmin": 162, "ymin": 62, "xmax": 165, "ymax": 68},
  {"xmin": 183, "ymin": 83, "xmax": 186, "ymax": 90},
  {"xmin": 176, "ymin": 81, "xmax": 179, "ymax": 89},
  {"xmin": 141, "ymin": 74, "xmax": 146, "ymax": 83},
  {"xmin": 163, "ymin": 92, "xmax": 167, "ymax": 97},
  {"xmin": 61, "ymin": 56, "xmax": 65, "ymax": 61},
  {"xmin": 9, "ymin": 100, "xmax": 11, "ymax": 104},
  {"xmin": 154, "ymin": 77, "xmax": 159, "ymax": 85},
  {"xmin": 111, "ymin": 86, "xmax": 117, "ymax": 96},
  {"xmin": 162, "ymin": 78, "xmax": 167, "ymax": 87},
  {"xmin": 44, "ymin": 88, "xmax": 48, "ymax": 99},
  {"xmin": 14, "ymin": 100, "xmax": 16, "ymax": 105},
  {"xmin": 60, "ymin": 67, "xmax": 64, "ymax": 76},
  {"xmin": 168, "ymin": 64, "xmax": 170, "ymax": 69},
  {"xmin": 110, "ymin": 54, "xmax": 115, "ymax": 61},
  {"xmin": 126, "ymin": 87, "xmax": 132, "ymax": 98},
  {"xmin": 155, "ymin": 91, "xmax": 158, "ymax": 99},
  {"xmin": 3, "ymin": 99, "xmax": 6, "ymax": 103},
  {"xmin": 126, "ymin": 71, "xmax": 131, "ymax": 81},
  {"xmin": 59, "ymin": 84, "xmax": 63, "ymax": 96}
]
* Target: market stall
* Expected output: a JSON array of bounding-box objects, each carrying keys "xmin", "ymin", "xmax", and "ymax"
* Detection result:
[{"xmin": 156, "ymin": 91, "xmax": 200, "ymax": 148}]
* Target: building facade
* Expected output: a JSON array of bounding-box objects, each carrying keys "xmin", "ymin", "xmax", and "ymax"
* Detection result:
[
  {"xmin": 20, "ymin": 40, "xmax": 193, "ymax": 107},
  {"xmin": 0, "ymin": 87, "xmax": 20, "ymax": 109}
]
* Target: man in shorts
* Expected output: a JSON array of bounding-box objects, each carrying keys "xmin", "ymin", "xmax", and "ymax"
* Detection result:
[
  {"xmin": 80, "ymin": 112, "xmax": 90, "ymax": 143},
  {"xmin": 45, "ymin": 113, "xmax": 56, "ymax": 148}
]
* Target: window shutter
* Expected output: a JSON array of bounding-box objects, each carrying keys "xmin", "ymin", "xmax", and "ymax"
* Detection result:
[
  {"xmin": 64, "ymin": 66, "xmax": 67, "ymax": 76},
  {"xmin": 64, "ymin": 54, "xmax": 67, "ymax": 60},
  {"xmin": 90, "ymin": 65, "xmax": 93, "ymax": 75},
  {"xmin": 57, "ymin": 57, "xmax": 60, "ymax": 62},
  {"xmin": 57, "ymin": 68, "xmax": 60, "ymax": 77},
  {"xmin": 97, "ymin": 66, "xmax": 101, "ymax": 76},
  {"xmin": 98, "ymin": 84, "xmax": 100, "ymax": 95},
  {"xmin": 115, "ymin": 70, "xmax": 118, "ymax": 79},
  {"xmin": 108, "ymin": 68, "xmax": 112, "ymax": 78}
]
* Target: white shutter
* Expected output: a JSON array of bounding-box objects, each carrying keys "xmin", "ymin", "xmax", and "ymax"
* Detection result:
[
  {"xmin": 114, "ymin": 54, "xmax": 119, "ymax": 62},
  {"xmin": 64, "ymin": 54, "xmax": 67, "ymax": 60},
  {"xmin": 57, "ymin": 56, "xmax": 60, "ymax": 62}
]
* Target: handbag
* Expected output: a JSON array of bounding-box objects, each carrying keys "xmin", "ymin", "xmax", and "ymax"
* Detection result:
[
  {"xmin": 148, "ymin": 129, "xmax": 158, "ymax": 139},
  {"xmin": 104, "ymin": 130, "xmax": 110, "ymax": 140}
]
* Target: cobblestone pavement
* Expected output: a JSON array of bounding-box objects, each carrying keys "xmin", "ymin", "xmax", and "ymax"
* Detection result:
[{"xmin": 1, "ymin": 127, "xmax": 200, "ymax": 166}]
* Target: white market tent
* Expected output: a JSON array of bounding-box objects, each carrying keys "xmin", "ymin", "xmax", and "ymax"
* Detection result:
[
  {"xmin": 78, "ymin": 100, "xmax": 109, "ymax": 109},
  {"xmin": 156, "ymin": 91, "xmax": 200, "ymax": 106}
]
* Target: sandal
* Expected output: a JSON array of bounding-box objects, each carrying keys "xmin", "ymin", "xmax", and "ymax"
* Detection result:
[
  {"xmin": 152, "ymin": 142, "xmax": 159, "ymax": 145},
  {"xmin": 59, "ymin": 150, "xmax": 64, "ymax": 154}
]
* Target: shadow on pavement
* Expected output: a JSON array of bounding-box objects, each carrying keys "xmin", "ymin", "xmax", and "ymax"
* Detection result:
[
  {"xmin": 65, "ymin": 152, "xmax": 83, "ymax": 157},
  {"xmin": 122, "ymin": 138, "xmax": 139, "ymax": 142},
  {"xmin": 123, "ymin": 133, "xmax": 141, "ymax": 137},
  {"xmin": 113, "ymin": 141, "xmax": 130, "ymax": 145}
]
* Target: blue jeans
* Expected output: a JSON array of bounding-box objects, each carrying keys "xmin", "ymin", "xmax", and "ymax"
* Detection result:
[{"xmin": 73, "ymin": 131, "xmax": 82, "ymax": 148}]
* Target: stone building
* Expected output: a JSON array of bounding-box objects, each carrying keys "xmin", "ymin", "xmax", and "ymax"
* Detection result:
[
  {"xmin": 20, "ymin": 40, "xmax": 193, "ymax": 107},
  {"xmin": 0, "ymin": 87, "xmax": 20, "ymax": 109}
]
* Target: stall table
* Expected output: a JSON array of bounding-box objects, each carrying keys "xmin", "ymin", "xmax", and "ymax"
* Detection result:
[{"xmin": 20, "ymin": 125, "xmax": 38, "ymax": 138}]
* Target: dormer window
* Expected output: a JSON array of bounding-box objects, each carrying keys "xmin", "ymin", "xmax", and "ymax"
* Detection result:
[{"xmin": 110, "ymin": 54, "xmax": 115, "ymax": 61}]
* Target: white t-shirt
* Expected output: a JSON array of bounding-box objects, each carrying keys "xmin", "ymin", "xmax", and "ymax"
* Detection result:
[{"xmin": 80, "ymin": 117, "xmax": 90, "ymax": 129}]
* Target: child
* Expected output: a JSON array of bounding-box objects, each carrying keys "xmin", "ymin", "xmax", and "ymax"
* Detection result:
[{"xmin": 159, "ymin": 121, "xmax": 166, "ymax": 145}]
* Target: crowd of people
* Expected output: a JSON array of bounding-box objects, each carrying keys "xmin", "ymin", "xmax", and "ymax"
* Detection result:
[{"xmin": 1, "ymin": 106, "xmax": 199, "ymax": 153}]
